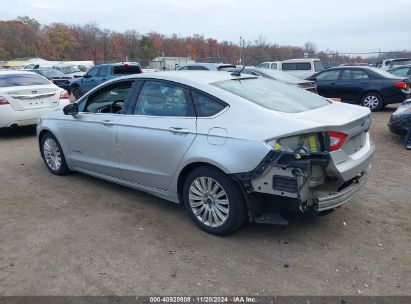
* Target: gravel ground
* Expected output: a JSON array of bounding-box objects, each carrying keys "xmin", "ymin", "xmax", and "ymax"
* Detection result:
[{"xmin": 0, "ymin": 105, "xmax": 410, "ymax": 296}]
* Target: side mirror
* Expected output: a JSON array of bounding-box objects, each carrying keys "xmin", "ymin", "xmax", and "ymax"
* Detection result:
[
  {"xmin": 63, "ymin": 103, "xmax": 78, "ymax": 115},
  {"xmin": 83, "ymin": 74, "xmax": 91, "ymax": 78}
]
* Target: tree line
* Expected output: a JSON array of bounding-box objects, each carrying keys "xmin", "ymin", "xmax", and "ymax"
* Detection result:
[{"xmin": 1, "ymin": 16, "xmax": 410, "ymax": 67}]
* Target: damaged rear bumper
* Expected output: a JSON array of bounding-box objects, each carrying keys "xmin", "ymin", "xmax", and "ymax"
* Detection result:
[{"xmin": 312, "ymin": 165, "xmax": 371, "ymax": 212}]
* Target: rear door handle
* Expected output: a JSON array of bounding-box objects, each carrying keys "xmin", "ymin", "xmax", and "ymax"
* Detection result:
[
  {"xmin": 169, "ymin": 127, "xmax": 189, "ymax": 135},
  {"xmin": 101, "ymin": 120, "xmax": 114, "ymax": 126}
]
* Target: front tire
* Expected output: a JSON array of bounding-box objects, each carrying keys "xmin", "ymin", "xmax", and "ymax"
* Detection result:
[
  {"xmin": 361, "ymin": 92, "xmax": 383, "ymax": 111},
  {"xmin": 182, "ymin": 166, "xmax": 248, "ymax": 235},
  {"xmin": 40, "ymin": 133, "xmax": 69, "ymax": 175}
]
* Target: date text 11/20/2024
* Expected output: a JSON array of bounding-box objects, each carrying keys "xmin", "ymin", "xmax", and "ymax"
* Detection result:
[{"xmin": 149, "ymin": 296, "xmax": 257, "ymax": 303}]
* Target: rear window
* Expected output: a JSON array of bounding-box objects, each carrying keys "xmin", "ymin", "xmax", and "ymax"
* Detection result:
[
  {"xmin": 211, "ymin": 78, "xmax": 330, "ymax": 113},
  {"xmin": 217, "ymin": 65, "xmax": 236, "ymax": 71},
  {"xmin": 282, "ymin": 62, "xmax": 311, "ymax": 71},
  {"xmin": 370, "ymin": 67, "xmax": 403, "ymax": 79},
  {"xmin": 113, "ymin": 65, "xmax": 142, "ymax": 75},
  {"xmin": 0, "ymin": 74, "xmax": 50, "ymax": 87},
  {"xmin": 187, "ymin": 66, "xmax": 209, "ymax": 70}
]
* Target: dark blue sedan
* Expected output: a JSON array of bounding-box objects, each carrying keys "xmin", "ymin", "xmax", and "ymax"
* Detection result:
[{"xmin": 307, "ymin": 66, "xmax": 411, "ymax": 111}]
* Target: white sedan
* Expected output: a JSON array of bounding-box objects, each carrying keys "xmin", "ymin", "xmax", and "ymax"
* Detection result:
[{"xmin": 0, "ymin": 71, "xmax": 70, "ymax": 128}]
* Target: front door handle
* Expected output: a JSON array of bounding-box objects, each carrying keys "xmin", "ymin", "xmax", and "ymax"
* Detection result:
[
  {"xmin": 169, "ymin": 127, "xmax": 189, "ymax": 135},
  {"xmin": 101, "ymin": 120, "xmax": 114, "ymax": 126}
]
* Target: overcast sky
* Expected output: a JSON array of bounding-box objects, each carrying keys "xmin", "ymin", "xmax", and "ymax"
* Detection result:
[{"xmin": 1, "ymin": 0, "xmax": 410, "ymax": 54}]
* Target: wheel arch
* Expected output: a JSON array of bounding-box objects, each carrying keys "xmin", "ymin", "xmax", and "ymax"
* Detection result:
[
  {"xmin": 176, "ymin": 161, "xmax": 229, "ymax": 204},
  {"xmin": 360, "ymin": 90, "xmax": 384, "ymax": 103}
]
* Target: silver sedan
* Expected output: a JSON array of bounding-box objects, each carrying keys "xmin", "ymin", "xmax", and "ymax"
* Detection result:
[{"xmin": 37, "ymin": 71, "xmax": 375, "ymax": 235}]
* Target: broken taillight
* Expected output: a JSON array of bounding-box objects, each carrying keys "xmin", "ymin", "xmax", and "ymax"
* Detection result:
[{"xmin": 327, "ymin": 131, "xmax": 347, "ymax": 151}]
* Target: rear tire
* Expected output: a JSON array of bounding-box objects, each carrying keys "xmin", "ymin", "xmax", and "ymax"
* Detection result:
[
  {"xmin": 40, "ymin": 133, "xmax": 69, "ymax": 175},
  {"xmin": 72, "ymin": 86, "xmax": 83, "ymax": 100},
  {"xmin": 182, "ymin": 166, "xmax": 248, "ymax": 235},
  {"xmin": 361, "ymin": 92, "xmax": 383, "ymax": 111}
]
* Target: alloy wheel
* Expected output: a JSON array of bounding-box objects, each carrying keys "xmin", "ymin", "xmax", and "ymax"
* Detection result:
[
  {"xmin": 43, "ymin": 138, "xmax": 62, "ymax": 171},
  {"xmin": 188, "ymin": 176, "xmax": 230, "ymax": 227}
]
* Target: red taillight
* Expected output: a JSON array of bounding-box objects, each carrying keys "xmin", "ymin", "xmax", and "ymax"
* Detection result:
[
  {"xmin": 60, "ymin": 90, "xmax": 69, "ymax": 99},
  {"xmin": 0, "ymin": 96, "xmax": 9, "ymax": 105},
  {"xmin": 394, "ymin": 82, "xmax": 407, "ymax": 89},
  {"xmin": 327, "ymin": 131, "xmax": 347, "ymax": 151}
]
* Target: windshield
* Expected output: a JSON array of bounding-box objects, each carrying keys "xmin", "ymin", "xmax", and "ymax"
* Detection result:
[
  {"xmin": 0, "ymin": 74, "xmax": 50, "ymax": 87},
  {"xmin": 211, "ymin": 78, "xmax": 330, "ymax": 113},
  {"xmin": 60, "ymin": 65, "xmax": 81, "ymax": 74}
]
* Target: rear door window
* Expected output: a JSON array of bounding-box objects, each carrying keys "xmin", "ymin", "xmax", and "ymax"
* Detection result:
[
  {"xmin": 341, "ymin": 69, "xmax": 369, "ymax": 80},
  {"xmin": 315, "ymin": 70, "xmax": 341, "ymax": 81},
  {"xmin": 0, "ymin": 73, "xmax": 50, "ymax": 87},
  {"xmin": 134, "ymin": 81, "xmax": 194, "ymax": 116}
]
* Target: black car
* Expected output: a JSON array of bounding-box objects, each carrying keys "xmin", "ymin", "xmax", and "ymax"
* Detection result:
[
  {"xmin": 388, "ymin": 99, "xmax": 411, "ymax": 149},
  {"xmin": 307, "ymin": 66, "xmax": 411, "ymax": 111},
  {"xmin": 27, "ymin": 69, "xmax": 72, "ymax": 93}
]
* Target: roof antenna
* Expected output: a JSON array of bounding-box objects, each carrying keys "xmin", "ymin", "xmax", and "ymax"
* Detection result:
[
  {"xmin": 231, "ymin": 64, "xmax": 246, "ymax": 77},
  {"xmin": 231, "ymin": 42, "xmax": 251, "ymax": 77}
]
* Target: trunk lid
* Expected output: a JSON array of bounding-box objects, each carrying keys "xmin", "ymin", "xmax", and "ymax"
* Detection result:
[
  {"xmin": 268, "ymin": 102, "xmax": 371, "ymax": 156},
  {"xmin": 2, "ymin": 86, "xmax": 60, "ymax": 111}
]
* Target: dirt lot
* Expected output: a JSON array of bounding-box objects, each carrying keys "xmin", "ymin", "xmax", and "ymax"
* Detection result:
[{"xmin": 0, "ymin": 105, "xmax": 410, "ymax": 296}]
